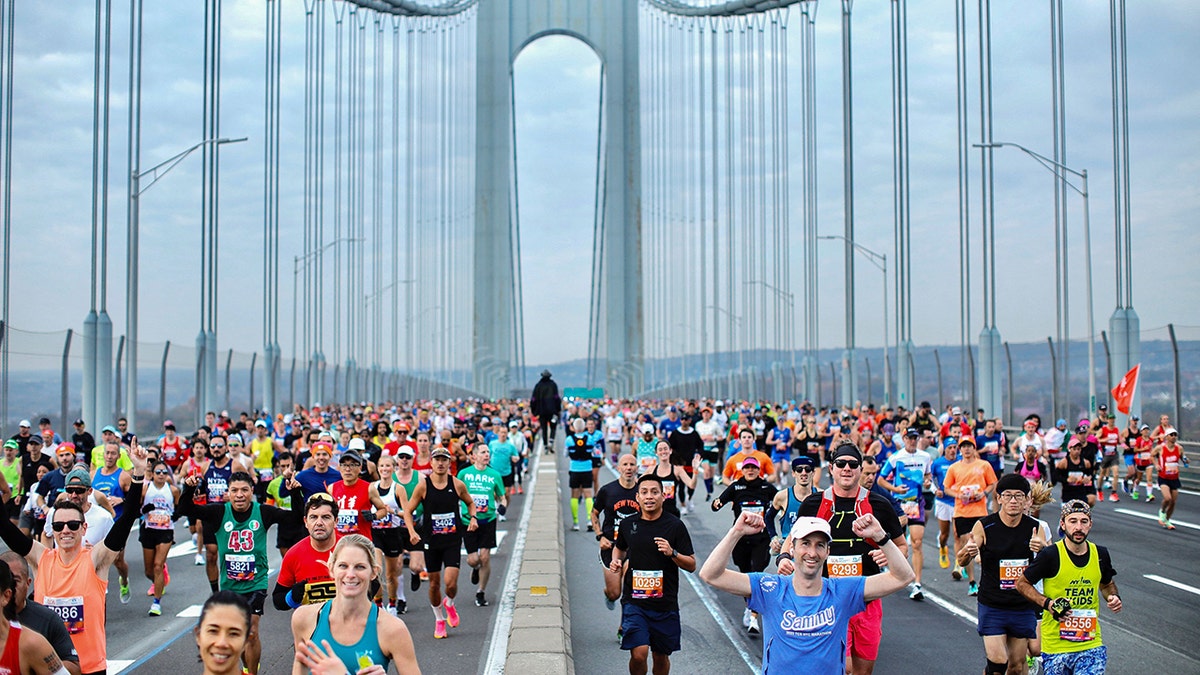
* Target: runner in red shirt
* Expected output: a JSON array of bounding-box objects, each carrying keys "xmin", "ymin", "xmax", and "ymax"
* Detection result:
[
  {"xmin": 272, "ymin": 493, "xmax": 339, "ymax": 609},
  {"xmin": 1152, "ymin": 428, "xmax": 1188, "ymax": 530},
  {"xmin": 328, "ymin": 448, "xmax": 384, "ymax": 540}
]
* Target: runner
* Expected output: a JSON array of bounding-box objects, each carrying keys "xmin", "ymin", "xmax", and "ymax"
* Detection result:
[
  {"xmin": 1128, "ymin": 424, "xmax": 1154, "ymax": 502},
  {"xmin": 956, "ymin": 474, "xmax": 1046, "ymax": 675},
  {"xmin": 1055, "ymin": 436, "xmax": 1096, "ymax": 509},
  {"xmin": 401, "ymin": 447, "xmax": 478, "ymax": 639},
  {"xmin": 566, "ymin": 419, "xmax": 597, "ymax": 532},
  {"xmin": 1095, "ymin": 414, "xmax": 1122, "ymax": 502},
  {"xmin": 457, "ymin": 443, "xmax": 506, "ymax": 607},
  {"xmin": 587, "ymin": 417, "xmax": 606, "ymax": 496},
  {"xmin": 194, "ymin": 591, "xmax": 253, "ymax": 675},
  {"xmin": 295, "ymin": 441, "xmax": 338, "ymax": 500},
  {"xmin": 1152, "ymin": 428, "xmax": 1187, "ymax": 530},
  {"xmin": 87, "ymin": 443, "xmax": 133, "ymax": 603},
  {"xmin": 329, "ymin": 448, "xmax": 379, "ymax": 540},
  {"xmin": 368, "ymin": 455, "xmax": 408, "ymax": 615},
  {"xmin": 607, "ymin": 473, "xmax": 696, "ymax": 675},
  {"xmin": 944, "ymin": 438, "xmax": 998, "ymax": 596},
  {"xmin": 633, "ymin": 424, "xmax": 658, "ymax": 477},
  {"xmin": 710, "ymin": 456, "xmax": 777, "ymax": 634},
  {"xmin": 266, "ymin": 452, "xmax": 305, "ymax": 559},
  {"xmin": 695, "ymin": 407, "xmax": 724, "ymax": 501},
  {"xmin": 157, "ymin": 420, "xmax": 187, "ymax": 474},
  {"xmin": 180, "ymin": 468, "xmax": 302, "ymax": 674},
  {"xmin": 877, "ymin": 428, "xmax": 933, "ymax": 601},
  {"xmin": 591, "ymin": 454, "xmax": 640, "ymax": 612},
  {"xmin": 273, "ymin": 493, "xmax": 340, "ymax": 611},
  {"xmin": 198, "ymin": 435, "xmax": 237, "ymax": 590},
  {"xmin": 667, "ymin": 415, "xmax": 703, "ymax": 515},
  {"xmin": 140, "ymin": 460, "xmax": 180, "ymax": 616},
  {"xmin": 722, "ymin": 428, "xmax": 776, "ymax": 484},
  {"xmin": 776, "ymin": 443, "xmax": 907, "ymax": 675},
  {"xmin": 487, "ymin": 425, "xmax": 520, "ymax": 498},
  {"xmin": 40, "ymin": 470, "xmax": 113, "ymax": 551},
  {"xmin": 0, "ymin": 441, "xmax": 148, "ymax": 675},
  {"xmin": 249, "ymin": 420, "xmax": 277, "ymax": 502},
  {"xmin": 647, "ymin": 440, "xmax": 699, "ymax": 519},
  {"xmin": 766, "ymin": 421, "xmax": 792, "ymax": 489},
  {"xmin": 701, "ymin": 512, "xmax": 914, "ymax": 674},
  {"xmin": 764, "ymin": 456, "xmax": 819, "ymax": 552},
  {"xmin": 1016, "ymin": 500, "xmax": 1122, "ymax": 675},
  {"xmin": 0, "ymin": 563, "xmax": 70, "ymax": 675},
  {"xmin": 291, "ymin": 535, "xmax": 421, "ymax": 674},
  {"xmin": 604, "ymin": 410, "xmax": 626, "ymax": 465},
  {"xmin": 0, "ymin": 552, "xmax": 80, "ymax": 674}
]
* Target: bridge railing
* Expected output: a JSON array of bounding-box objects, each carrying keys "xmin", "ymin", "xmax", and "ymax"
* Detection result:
[{"xmin": 0, "ymin": 322, "xmax": 481, "ymax": 435}]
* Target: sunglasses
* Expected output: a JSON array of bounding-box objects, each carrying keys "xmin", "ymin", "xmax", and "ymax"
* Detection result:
[
  {"xmin": 64, "ymin": 487, "xmax": 89, "ymax": 495},
  {"xmin": 154, "ymin": 469, "xmax": 171, "ymax": 475},
  {"xmin": 832, "ymin": 459, "xmax": 861, "ymax": 470},
  {"xmin": 52, "ymin": 520, "xmax": 84, "ymax": 532},
  {"xmin": 307, "ymin": 492, "xmax": 336, "ymax": 506},
  {"xmin": 793, "ymin": 467, "xmax": 814, "ymax": 473},
  {"xmin": 211, "ymin": 444, "xmax": 226, "ymax": 449}
]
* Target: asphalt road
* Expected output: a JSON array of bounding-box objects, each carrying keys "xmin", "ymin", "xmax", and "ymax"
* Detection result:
[{"xmin": 565, "ymin": 459, "xmax": 1200, "ymax": 674}]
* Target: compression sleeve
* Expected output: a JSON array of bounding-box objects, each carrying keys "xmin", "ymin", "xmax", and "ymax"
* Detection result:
[
  {"xmin": 271, "ymin": 580, "xmax": 303, "ymax": 610},
  {"xmin": 0, "ymin": 494, "xmax": 32, "ymax": 556},
  {"xmin": 763, "ymin": 504, "xmax": 779, "ymax": 538},
  {"xmin": 103, "ymin": 480, "xmax": 143, "ymax": 552}
]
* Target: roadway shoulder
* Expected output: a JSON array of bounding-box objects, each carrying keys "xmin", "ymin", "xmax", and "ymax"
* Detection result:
[{"xmin": 505, "ymin": 454, "xmax": 574, "ymax": 674}]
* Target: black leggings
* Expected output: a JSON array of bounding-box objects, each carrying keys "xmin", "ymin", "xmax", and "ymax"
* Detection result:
[{"xmin": 540, "ymin": 417, "xmax": 558, "ymax": 449}]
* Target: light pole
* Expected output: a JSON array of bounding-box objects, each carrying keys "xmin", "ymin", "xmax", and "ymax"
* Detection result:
[
  {"xmin": 125, "ymin": 136, "xmax": 246, "ymax": 432},
  {"xmin": 977, "ymin": 141, "xmax": 1095, "ymax": 416},
  {"xmin": 818, "ymin": 235, "xmax": 890, "ymax": 406}
]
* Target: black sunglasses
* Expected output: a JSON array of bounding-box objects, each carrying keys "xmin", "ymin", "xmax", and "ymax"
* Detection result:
[
  {"xmin": 793, "ymin": 466, "xmax": 814, "ymax": 473},
  {"xmin": 52, "ymin": 520, "xmax": 84, "ymax": 532},
  {"xmin": 307, "ymin": 492, "xmax": 336, "ymax": 506},
  {"xmin": 832, "ymin": 459, "xmax": 861, "ymax": 470},
  {"xmin": 211, "ymin": 443, "xmax": 226, "ymax": 449},
  {"xmin": 64, "ymin": 487, "xmax": 88, "ymax": 495},
  {"xmin": 154, "ymin": 469, "xmax": 171, "ymax": 475}
]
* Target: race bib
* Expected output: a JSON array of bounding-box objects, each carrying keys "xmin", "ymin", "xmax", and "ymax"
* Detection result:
[
  {"xmin": 901, "ymin": 501, "xmax": 921, "ymax": 519},
  {"xmin": 225, "ymin": 553, "xmax": 256, "ymax": 582},
  {"xmin": 1059, "ymin": 609, "xmax": 1097, "ymax": 642},
  {"xmin": 999, "ymin": 558, "xmax": 1028, "ymax": 590},
  {"xmin": 826, "ymin": 554, "xmax": 863, "ymax": 578},
  {"xmin": 662, "ymin": 481, "xmax": 675, "ymax": 500},
  {"xmin": 742, "ymin": 505, "xmax": 764, "ymax": 516},
  {"xmin": 208, "ymin": 479, "xmax": 228, "ymax": 502},
  {"xmin": 259, "ymin": 469, "xmax": 275, "ymax": 482},
  {"xmin": 45, "ymin": 596, "xmax": 85, "ymax": 634},
  {"xmin": 146, "ymin": 509, "xmax": 173, "ymax": 530},
  {"xmin": 1137, "ymin": 451, "xmax": 1151, "ymax": 463},
  {"xmin": 473, "ymin": 494, "xmax": 490, "ymax": 512},
  {"xmin": 1165, "ymin": 461, "xmax": 1179, "ymax": 474},
  {"xmin": 336, "ymin": 509, "xmax": 359, "ymax": 533},
  {"xmin": 631, "ymin": 569, "xmax": 664, "ymax": 599},
  {"xmin": 1067, "ymin": 471, "xmax": 1085, "ymax": 485},
  {"xmin": 431, "ymin": 511, "xmax": 457, "ymax": 536}
]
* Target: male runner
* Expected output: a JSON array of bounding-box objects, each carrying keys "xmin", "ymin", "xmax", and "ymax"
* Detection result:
[
  {"xmin": 608, "ymin": 473, "xmax": 695, "ymax": 675},
  {"xmin": 776, "ymin": 444, "xmax": 906, "ymax": 675},
  {"xmin": 1017, "ymin": 500, "xmax": 1122, "ymax": 675},
  {"xmin": 667, "ymin": 415, "xmax": 703, "ymax": 515},
  {"xmin": 0, "ymin": 441, "xmax": 148, "ymax": 675},
  {"xmin": 1127, "ymin": 424, "xmax": 1154, "ymax": 501},
  {"xmin": 294, "ymin": 440, "xmax": 338, "ymax": 499},
  {"xmin": 1095, "ymin": 414, "xmax": 1122, "ymax": 502},
  {"xmin": 958, "ymin": 474, "xmax": 1047, "ymax": 675},
  {"xmin": 487, "ymin": 425, "xmax": 520, "ymax": 497},
  {"xmin": 591, "ymin": 454, "xmax": 640, "ymax": 611},
  {"xmin": 1055, "ymin": 436, "xmax": 1096, "ymax": 509},
  {"xmin": 402, "ymin": 447, "xmax": 478, "ymax": 639},
  {"xmin": 764, "ymin": 455, "xmax": 819, "ymax": 550},
  {"xmin": 1152, "ymin": 428, "xmax": 1187, "ymax": 530},
  {"xmin": 944, "ymin": 438, "xmax": 998, "ymax": 595},
  {"xmin": 694, "ymin": 407, "xmax": 723, "ymax": 500},
  {"xmin": 180, "ymin": 469, "xmax": 302, "ymax": 674},
  {"xmin": 0, "ymin": 552, "xmax": 81, "ymax": 674},
  {"xmin": 272, "ymin": 492, "xmax": 339, "ymax": 610},
  {"xmin": 457, "ymin": 443, "xmax": 506, "ymax": 607},
  {"xmin": 877, "ymin": 427, "xmax": 932, "ymax": 600},
  {"xmin": 249, "ymin": 419, "xmax": 278, "ymax": 502},
  {"xmin": 266, "ymin": 452, "xmax": 305, "ymax": 558},
  {"xmin": 702, "ymin": 512, "xmax": 914, "ymax": 674},
  {"xmin": 329, "ymin": 448, "xmax": 379, "ymax": 540},
  {"xmin": 566, "ymin": 418, "xmax": 597, "ymax": 532}
]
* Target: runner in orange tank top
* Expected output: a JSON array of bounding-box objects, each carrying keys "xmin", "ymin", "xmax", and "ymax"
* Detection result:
[{"xmin": 0, "ymin": 440, "xmax": 149, "ymax": 675}]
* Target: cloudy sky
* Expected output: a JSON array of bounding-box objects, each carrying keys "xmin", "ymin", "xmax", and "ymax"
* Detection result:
[{"xmin": 4, "ymin": 0, "xmax": 1198, "ymax": 372}]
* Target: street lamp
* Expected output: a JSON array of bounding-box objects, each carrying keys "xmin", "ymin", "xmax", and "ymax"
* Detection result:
[
  {"xmin": 818, "ymin": 235, "xmax": 890, "ymax": 406},
  {"xmin": 125, "ymin": 136, "xmax": 246, "ymax": 432},
  {"xmin": 975, "ymin": 141, "xmax": 1096, "ymax": 416}
]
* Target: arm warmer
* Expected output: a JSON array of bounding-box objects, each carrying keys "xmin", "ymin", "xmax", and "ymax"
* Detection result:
[
  {"xmin": 272, "ymin": 580, "xmax": 303, "ymax": 610},
  {"xmin": 763, "ymin": 504, "xmax": 780, "ymax": 538},
  {"xmin": 104, "ymin": 480, "xmax": 143, "ymax": 552}
]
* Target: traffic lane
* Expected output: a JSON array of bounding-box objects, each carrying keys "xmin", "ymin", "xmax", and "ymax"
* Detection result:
[
  {"xmin": 565, "ymin": 463, "xmax": 759, "ymax": 674},
  {"xmin": 914, "ymin": 490, "xmax": 1200, "ymax": 673},
  {"xmin": 127, "ymin": 487, "xmax": 531, "ymax": 674}
]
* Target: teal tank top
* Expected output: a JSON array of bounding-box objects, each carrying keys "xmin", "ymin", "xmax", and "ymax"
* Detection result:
[{"xmin": 310, "ymin": 601, "xmax": 389, "ymax": 672}]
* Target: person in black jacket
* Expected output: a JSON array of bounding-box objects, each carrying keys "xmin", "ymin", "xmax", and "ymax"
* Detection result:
[{"xmin": 530, "ymin": 370, "xmax": 562, "ymax": 453}]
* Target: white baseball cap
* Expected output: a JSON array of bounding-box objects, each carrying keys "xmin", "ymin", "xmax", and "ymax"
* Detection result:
[{"xmin": 788, "ymin": 516, "xmax": 832, "ymax": 542}]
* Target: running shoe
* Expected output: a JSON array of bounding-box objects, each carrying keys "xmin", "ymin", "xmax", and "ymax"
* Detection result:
[
  {"xmin": 444, "ymin": 600, "xmax": 460, "ymax": 628},
  {"xmin": 1158, "ymin": 510, "xmax": 1167, "ymax": 526},
  {"xmin": 148, "ymin": 600, "xmax": 161, "ymax": 617},
  {"xmin": 434, "ymin": 620, "xmax": 447, "ymax": 639},
  {"xmin": 909, "ymin": 584, "xmax": 924, "ymax": 601},
  {"xmin": 164, "ymin": 562, "xmax": 170, "ymax": 588},
  {"xmin": 679, "ymin": 505, "xmax": 688, "ymax": 516},
  {"xmin": 1131, "ymin": 491, "xmax": 1140, "ymax": 501},
  {"xmin": 586, "ymin": 522, "xmax": 594, "ymax": 532},
  {"xmin": 385, "ymin": 603, "xmax": 398, "ymax": 618},
  {"xmin": 1027, "ymin": 655, "xmax": 1042, "ymax": 675},
  {"xmin": 1167, "ymin": 521, "xmax": 1177, "ymax": 531},
  {"xmin": 1109, "ymin": 492, "xmax": 1119, "ymax": 502},
  {"xmin": 471, "ymin": 566, "xmax": 480, "ymax": 586},
  {"xmin": 939, "ymin": 546, "xmax": 949, "ymax": 569},
  {"xmin": 1146, "ymin": 494, "xmax": 1155, "ymax": 503},
  {"xmin": 120, "ymin": 582, "xmax": 131, "ymax": 605},
  {"xmin": 411, "ymin": 572, "xmax": 422, "ymax": 592},
  {"xmin": 747, "ymin": 615, "xmax": 760, "ymax": 635},
  {"xmin": 475, "ymin": 592, "xmax": 489, "ymax": 607},
  {"xmin": 616, "ymin": 627, "xmax": 624, "ymax": 645},
  {"xmin": 517, "ymin": 486, "xmax": 524, "ymax": 495},
  {"xmin": 147, "ymin": 585, "xmax": 155, "ymax": 597},
  {"xmin": 396, "ymin": 599, "xmax": 407, "ymax": 615},
  {"xmin": 952, "ymin": 565, "xmax": 963, "ymax": 581},
  {"xmin": 194, "ymin": 552, "xmax": 205, "ymax": 566},
  {"xmin": 605, "ymin": 595, "xmax": 616, "ymax": 611},
  {"xmin": 968, "ymin": 581, "xmax": 979, "ymax": 596},
  {"xmin": 571, "ymin": 522, "xmax": 580, "ymax": 532}
]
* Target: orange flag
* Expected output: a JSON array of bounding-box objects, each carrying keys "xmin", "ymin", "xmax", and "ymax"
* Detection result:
[{"xmin": 1111, "ymin": 364, "xmax": 1140, "ymax": 415}]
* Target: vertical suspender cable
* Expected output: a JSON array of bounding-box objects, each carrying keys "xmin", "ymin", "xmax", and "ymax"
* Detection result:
[{"xmin": 955, "ymin": 0, "xmax": 970, "ymax": 389}]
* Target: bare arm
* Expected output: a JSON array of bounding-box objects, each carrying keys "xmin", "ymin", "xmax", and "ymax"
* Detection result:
[
  {"xmin": 380, "ymin": 615, "xmax": 423, "ymax": 675},
  {"xmin": 859, "ymin": 514, "xmax": 916, "ymax": 602},
  {"xmin": 955, "ymin": 520, "xmax": 985, "ymax": 568}
]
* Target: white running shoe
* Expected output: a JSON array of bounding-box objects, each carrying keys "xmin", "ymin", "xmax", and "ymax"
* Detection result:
[{"xmin": 747, "ymin": 615, "xmax": 760, "ymax": 635}]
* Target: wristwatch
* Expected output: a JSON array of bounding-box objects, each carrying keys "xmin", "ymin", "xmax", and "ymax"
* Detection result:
[{"xmin": 595, "ymin": 533, "xmax": 603, "ymax": 542}]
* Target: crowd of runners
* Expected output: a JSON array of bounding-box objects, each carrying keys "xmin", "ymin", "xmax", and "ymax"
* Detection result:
[{"xmin": 0, "ymin": 375, "xmax": 1188, "ymax": 674}]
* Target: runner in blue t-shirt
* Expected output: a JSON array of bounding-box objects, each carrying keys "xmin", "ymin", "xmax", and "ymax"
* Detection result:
[
  {"xmin": 930, "ymin": 437, "xmax": 961, "ymax": 571},
  {"xmin": 700, "ymin": 513, "xmax": 914, "ymax": 674},
  {"xmin": 877, "ymin": 429, "xmax": 933, "ymax": 600},
  {"xmin": 487, "ymin": 427, "xmax": 520, "ymax": 497}
]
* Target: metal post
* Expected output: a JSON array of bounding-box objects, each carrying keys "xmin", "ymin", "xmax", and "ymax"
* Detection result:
[
  {"xmin": 224, "ymin": 348, "xmax": 232, "ymax": 412},
  {"xmin": 194, "ymin": 343, "xmax": 205, "ymax": 429},
  {"xmin": 1101, "ymin": 330, "xmax": 1111, "ymax": 420},
  {"xmin": 968, "ymin": 343, "xmax": 977, "ymax": 412},
  {"xmin": 1168, "ymin": 324, "xmax": 1181, "ymax": 433},
  {"xmin": 1003, "ymin": 341, "xmax": 1013, "ymax": 424},
  {"xmin": 840, "ymin": 0, "xmax": 856, "ymax": 407},
  {"xmin": 114, "ymin": 335, "xmax": 124, "ymax": 421},
  {"xmin": 60, "ymin": 329, "xmax": 73, "ymax": 427},
  {"xmin": 934, "ymin": 348, "xmax": 943, "ymax": 410},
  {"xmin": 125, "ymin": 0, "xmax": 142, "ymax": 432},
  {"xmin": 1048, "ymin": 337, "xmax": 1058, "ymax": 421},
  {"xmin": 864, "ymin": 357, "xmax": 872, "ymax": 405},
  {"xmin": 830, "ymin": 362, "xmax": 838, "ymax": 409},
  {"xmin": 249, "ymin": 351, "xmax": 257, "ymax": 414},
  {"xmin": 288, "ymin": 356, "xmax": 296, "ymax": 412},
  {"xmin": 159, "ymin": 341, "xmax": 169, "ymax": 425}
]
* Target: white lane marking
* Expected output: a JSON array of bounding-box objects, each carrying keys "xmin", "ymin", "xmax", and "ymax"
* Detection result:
[
  {"xmin": 921, "ymin": 588, "xmax": 977, "ymax": 625},
  {"xmin": 177, "ymin": 604, "xmax": 204, "ymax": 618},
  {"xmin": 599, "ymin": 461, "xmax": 758, "ymax": 674},
  {"xmin": 1113, "ymin": 507, "xmax": 1200, "ymax": 531},
  {"xmin": 108, "ymin": 660, "xmax": 134, "ymax": 673},
  {"xmin": 1144, "ymin": 574, "xmax": 1200, "ymax": 596},
  {"xmin": 166, "ymin": 540, "xmax": 197, "ymax": 558},
  {"xmin": 482, "ymin": 448, "xmax": 542, "ymax": 674}
]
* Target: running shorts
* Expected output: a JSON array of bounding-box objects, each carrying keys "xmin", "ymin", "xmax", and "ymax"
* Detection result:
[
  {"xmin": 700, "ymin": 449, "xmax": 720, "ymax": 465},
  {"xmin": 463, "ymin": 518, "xmax": 498, "ymax": 552},
  {"xmin": 620, "ymin": 604, "xmax": 681, "ymax": 655},
  {"xmin": 1042, "ymin": 645, "xmax": 1107, "ymax": 675},
  {"xmin": 954, "ymin": 515, "xmax": 982, "ymax": 538},
  {"xmin": 423, "ymin": 542, "xmax": 462, "ymax": 573},
  {"xmin": 138, "ymin": 526, "xmax": 174, "ymax": 549},
  {"xmin": 731, "ymin": 537, "xmax": 770, "ymax": 574},
  {"xmin": 976, "ymin": 603, "xmax": 1037, "ymax": 639},
  {"xmin": 569, "ymin": 471, "xmax": 594, "ymax": 489},
  {"xmin": 237, "ymin": 589, "xmax": 268, "ymax": 616},
  {"xmin": 371, "ymin": 527, "xmax": 405, "ymax": 558},
  {"xmin": 1158, "ymin": 477, "xmax": 1182, "ymax": 491},
  {"xmin": 846, "ymin": 598, "xmax": 883, "ymax": 661},
  {"xmin": 934, "ymin": 502, "xmax": 954, "ymax": 522}
]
